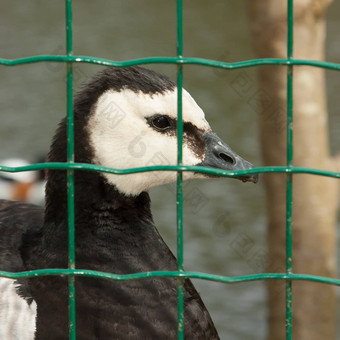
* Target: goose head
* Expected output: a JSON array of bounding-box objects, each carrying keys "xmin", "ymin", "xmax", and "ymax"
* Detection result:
[{"xmin": 50, "ymin": 67, "xmax": 257, "ymax": 197}]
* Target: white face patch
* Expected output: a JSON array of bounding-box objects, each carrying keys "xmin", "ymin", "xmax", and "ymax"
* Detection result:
[
  {"xmin": 88, "ymin": 88, "xmax": 211, "ymax": 196},
  {"xmin": 0, "ymin": 278, "xmax": 36, "ymax": 340}
]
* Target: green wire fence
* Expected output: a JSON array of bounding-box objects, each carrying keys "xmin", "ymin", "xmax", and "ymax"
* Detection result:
[{"xmin": 0, "ymin": 1, "xmax": 339, "ymax": 339}]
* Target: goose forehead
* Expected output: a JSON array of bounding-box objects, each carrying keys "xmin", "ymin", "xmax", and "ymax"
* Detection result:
[{"xmin": 94, "ymin": 88, "xmax": 210, "ymax": 131}]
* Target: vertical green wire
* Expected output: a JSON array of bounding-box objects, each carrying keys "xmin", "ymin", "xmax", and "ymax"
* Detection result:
[
  {"xmin": 65, "ymin": 0, "xmax": 76, "ymax": 339},
  {"xmin": 176, "ymin": 0, "xmax": 184, "ymax": 339},
  {"xmin": 286, "ymin": 0, "xmax": 293, "ymax": 339}
]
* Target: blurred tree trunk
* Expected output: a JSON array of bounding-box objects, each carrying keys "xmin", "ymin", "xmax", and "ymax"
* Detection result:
[{"xmin": 245, "ymin": 1, "xmax": 340, "ymax": 339}]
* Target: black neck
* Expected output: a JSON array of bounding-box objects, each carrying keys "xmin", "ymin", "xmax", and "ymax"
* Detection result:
[
  {"xmin": 45, "ymin": 167, "xmax": 152, "ymax": 223},
  {"xmin": 34, "ymin": 167, "xmax": 154, "ymax": 273}
]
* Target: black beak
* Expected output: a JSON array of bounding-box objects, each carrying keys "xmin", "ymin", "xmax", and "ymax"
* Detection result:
[{"xmin": 200, "ymin": 132, "xmax": 258, "ymax": 184}]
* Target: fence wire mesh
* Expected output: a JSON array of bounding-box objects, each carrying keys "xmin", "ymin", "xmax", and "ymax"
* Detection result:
[{"xmin": 0, "ymin": 1, "xmax": 339, "ymax": 339}]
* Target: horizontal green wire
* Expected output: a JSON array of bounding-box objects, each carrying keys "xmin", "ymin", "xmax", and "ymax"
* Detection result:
[
  {"xmin": 1, "ymin": 269, "xmax": 340, "ymax": 286},
  {"xmin": 0, "ymin": 163, "xmax": 339, "ymax": 178},
  {"xmin": 0, "ymin": 56, "xmax": 339, "ymax": 70}
]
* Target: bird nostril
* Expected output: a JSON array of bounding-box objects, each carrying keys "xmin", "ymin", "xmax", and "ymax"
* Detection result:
[{"xmin": 219, "ymin": 153, "xmax": 235, "ymax": 165}]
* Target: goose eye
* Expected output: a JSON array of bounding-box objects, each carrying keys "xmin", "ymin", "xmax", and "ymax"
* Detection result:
[{"xmin": 151, "ymin": 115, "xmax": 172, "ymax": 131}]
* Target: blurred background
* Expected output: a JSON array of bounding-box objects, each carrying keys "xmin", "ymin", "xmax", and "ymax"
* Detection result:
[{"xmin": 0, "ymin": 1, "xmax": 339, "ymax": 338}]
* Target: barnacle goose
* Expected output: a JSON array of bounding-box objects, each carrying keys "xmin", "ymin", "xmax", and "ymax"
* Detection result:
[{"xmin": 0, "ymin": 66, "xmax": 257, "ymax": 339}]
